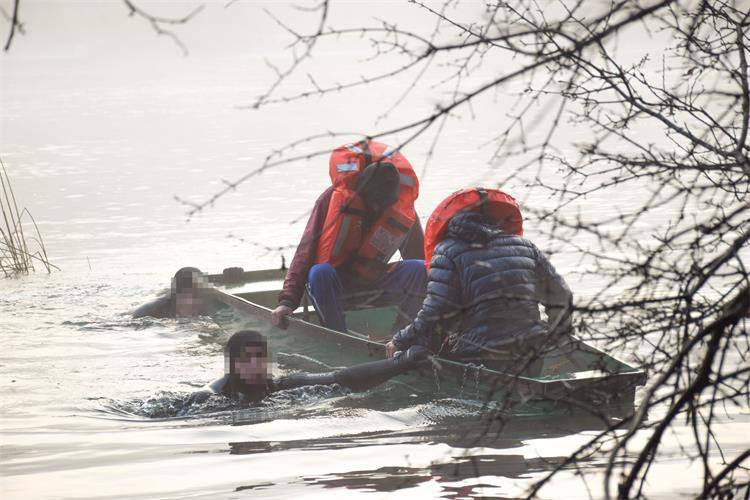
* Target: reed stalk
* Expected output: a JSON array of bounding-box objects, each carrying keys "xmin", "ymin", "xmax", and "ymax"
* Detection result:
[{"xmin": 0, "ymin": 157, "xmax": 58, "ymax": 278}]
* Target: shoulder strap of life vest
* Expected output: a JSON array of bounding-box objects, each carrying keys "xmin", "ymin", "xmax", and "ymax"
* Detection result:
[{"xmin": 315, "ymin": 189, "xmax": 365, "ymax": 267}]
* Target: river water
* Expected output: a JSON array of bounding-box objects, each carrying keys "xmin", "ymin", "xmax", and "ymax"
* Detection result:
[{"xmin": 1, "ymin": 2, "xmax": 748, "ymax": 499}]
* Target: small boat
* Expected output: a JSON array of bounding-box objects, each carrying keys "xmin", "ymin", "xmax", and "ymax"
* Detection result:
[{"xmin": 207, "ymin": 267, "xmax": 646, "ymax": 417}]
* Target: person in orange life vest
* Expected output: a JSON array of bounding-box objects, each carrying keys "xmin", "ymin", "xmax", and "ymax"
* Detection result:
[{"xmin": 271, "ymin": 140, "xmax": 427, "ymax": 333}]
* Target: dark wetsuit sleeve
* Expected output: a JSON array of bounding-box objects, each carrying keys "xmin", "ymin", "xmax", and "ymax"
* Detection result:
[
  {"xmin": 132, "ymin": 294, "xmax": 174, "ymax": 319},
  {"xmin": 533, "ymin": 245, "xmax": 573, "ymax": 334},
  {"xmin": 273, "ymin": 348, "xmax": 426, "ymax": 392},
  {"xmin": 273, "ymin": 371, "xmax": 338, "ymax": 391},
  {"xmin": 400, "ymin": 213, "xmax": 425, "ymax": 260},
  {"xmin": 391, "ymin": 243, "xmax": 461, "ymax": 351},
  {"xmin": 278, "ymin": 187, "xmax": 334, "ymax": 310},
  {"xmin": 334, "ymin": 355, "xmax": 419, "ymax": 391}
]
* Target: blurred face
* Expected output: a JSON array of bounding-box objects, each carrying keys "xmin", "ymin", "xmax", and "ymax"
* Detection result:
[
  {"xmin": 175, "ymin": 289, "xmax": 200, "ymax": 316},
  {"xmin": 174, "ymin": 273, "xmax": 210, "ymax": 316},
  {"xmin": 234, "ymin": 345, "xmax": 268, "ymax": 385}
]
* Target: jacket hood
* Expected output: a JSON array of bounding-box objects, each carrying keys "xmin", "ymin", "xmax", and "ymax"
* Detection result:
[{"xmin": 446, "ymin": 212, "xmax": 504, "ymax": 245}]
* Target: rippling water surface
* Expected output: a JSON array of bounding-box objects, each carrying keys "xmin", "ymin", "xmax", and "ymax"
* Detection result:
[{"xmin": 2, "ymin": 2, "xmax": 748, "ymax": 499}]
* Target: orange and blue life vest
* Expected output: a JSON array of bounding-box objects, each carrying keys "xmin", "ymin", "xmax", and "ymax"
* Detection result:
[
  {"xmin": 423, "ymin": 188, "xmax": 523, "ymax": 270},
  {"xmin": 315, "ymin": 140, "xmax": 420, "ymax": 282}
]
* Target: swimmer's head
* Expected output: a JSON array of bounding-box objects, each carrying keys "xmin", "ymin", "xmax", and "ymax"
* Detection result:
[
  {"xmin": 171, "ymin": 267, "xmax": 210, "ymax": 316},
  {"xmin": 225, "ymin": 330, "xmax": 271, "ymax": 400},
  {"xmin": 173, "ymin": 267, "xmax": 202, "ymax": 292}
]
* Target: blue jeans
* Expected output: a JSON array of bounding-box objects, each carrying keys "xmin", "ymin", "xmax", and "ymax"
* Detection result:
[{"xmin": 307, "ymin": 260, "xmax": 427, "ymax": 333}]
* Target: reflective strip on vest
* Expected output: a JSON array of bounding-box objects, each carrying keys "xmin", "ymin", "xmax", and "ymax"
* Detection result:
[
  {"xmin": 345, "ymin": 144, "xmax": 363, "ymax": 154},
  {"xmin": 399, "ymin": 174, "xmax": 415, "ymax": 187},
  {"xmin": 336, "ymin": 162, "xmax": 359, "ymax": 172},
  {"xmin": 331, "ymin": 215, "xmax": 352, "ymax": 258}
]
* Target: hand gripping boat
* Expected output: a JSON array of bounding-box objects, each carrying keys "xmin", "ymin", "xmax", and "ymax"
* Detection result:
[{"xmin": 207, "ymin": 267, "xmax": 646, "ymax": 417}]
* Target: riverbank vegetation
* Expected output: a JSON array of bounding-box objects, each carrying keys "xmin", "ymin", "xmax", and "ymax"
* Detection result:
[{"xmin": 0, "ymin": 158, "xmax": 56, "ymax": 277}]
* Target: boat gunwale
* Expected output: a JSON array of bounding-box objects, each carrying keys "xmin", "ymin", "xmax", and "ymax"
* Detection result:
[
  {"xmin": 211, "ymin": 287, "xmax": 646, "ymax": 389},
  {"xmin": 214, "ymin": 288, "xmax": 385, "ymax": 349}
]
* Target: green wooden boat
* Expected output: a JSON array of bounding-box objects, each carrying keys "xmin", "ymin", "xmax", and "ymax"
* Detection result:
[{"xmin": 207, "ymin": 267, "xmax": 646, "ymax": 417}]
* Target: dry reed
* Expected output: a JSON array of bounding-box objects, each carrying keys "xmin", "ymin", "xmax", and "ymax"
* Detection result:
[{"xmin": 0, "ymin": 157, "xmax": 57, "ymax": 277}]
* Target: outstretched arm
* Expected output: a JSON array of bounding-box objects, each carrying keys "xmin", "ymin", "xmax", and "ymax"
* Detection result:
[
  {"xmin": 335, "ymin": 346, "xmax": 429, "ymax": 390},
  {"xmin": 390, "ymin": 244, "xmax": 462, "ymax": 353},
  {"xmin": 274, "ymin": 346, "xmax": 429, "ymax": 392}
]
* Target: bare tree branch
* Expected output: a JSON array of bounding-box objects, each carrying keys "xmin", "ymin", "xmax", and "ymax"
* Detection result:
[
  {"xmin": 3, "ymin": 0, "xmax": 21, "ymax": 51},
  {"xmin": 122, "ymin": 0, "xmax": 204, "ymax": 56}
]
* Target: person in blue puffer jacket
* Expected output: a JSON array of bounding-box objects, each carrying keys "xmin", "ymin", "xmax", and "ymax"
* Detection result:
[{"xmin": 386, "ymin": 188, "xmax": 572, "ymax": 364}]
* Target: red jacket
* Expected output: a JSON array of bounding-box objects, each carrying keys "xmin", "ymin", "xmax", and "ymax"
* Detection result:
[{"xmin": 278, "ymin": 186, "xmax": 425, "ymax": 309}]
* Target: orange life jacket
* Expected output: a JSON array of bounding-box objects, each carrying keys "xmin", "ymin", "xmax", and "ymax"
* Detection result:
[
  {"xmin": 315, "ymin": 140, "xmax": 419, "ymax": 282},
  {"xmin": 424, "ymin": 188, "xmax": 523, "ymax": 269}
]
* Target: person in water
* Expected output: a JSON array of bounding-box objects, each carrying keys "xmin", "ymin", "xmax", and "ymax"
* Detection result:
[
  {"xmin": 133, "ymin": 267, "xmax": 217, "ymax": 319},
  {"xmin": 271, "ymin": 140, "xmax": 427, "ymax": 334},
  {"xmin": 386, "ymin": 188, "xmax": 573, "ymax": 370},
  {"xmin": 190, "ymin": 330, "xmax": 427, "ymax": 404}
]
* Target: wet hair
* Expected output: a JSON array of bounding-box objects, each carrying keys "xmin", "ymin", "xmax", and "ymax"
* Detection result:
[
  {"xmin": 356, "ymin": 162, "xmax": 400, "ymax": 207},
  {"xmin": 172, "ymin": 267, "xmax": 202, "ymax": 294},
  {"xmin": 224, "ymin": 330, "xmax": 270, "ymax": 401}
]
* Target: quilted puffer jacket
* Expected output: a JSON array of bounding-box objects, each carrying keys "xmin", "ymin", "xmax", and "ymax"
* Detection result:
[{"xmin": 391, "ymin": 212, "xmax": 572, "ymax": 356}]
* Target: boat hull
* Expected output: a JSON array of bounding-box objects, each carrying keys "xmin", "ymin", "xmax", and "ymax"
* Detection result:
[{"xmin": 208, "ymin": 268, "xmax": 646, "ymax": 417}]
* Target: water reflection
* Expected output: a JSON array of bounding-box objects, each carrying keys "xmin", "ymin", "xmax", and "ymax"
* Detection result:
[
  {"xmin": 228, "ymin": 416, "xmax": 607, "ymax": 497},
  {"xmin": 229, "ymin": 413, "xmax": 613, "ymax": 454},
  {"xmin": 298, "ymin": 454, "xmax": 570, "ymax": 498}
]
